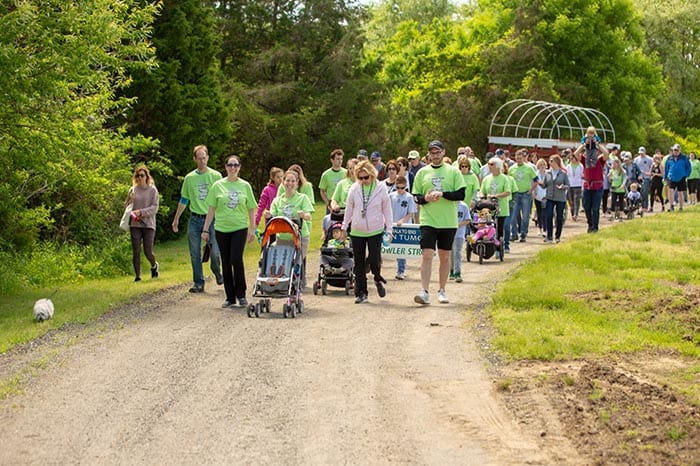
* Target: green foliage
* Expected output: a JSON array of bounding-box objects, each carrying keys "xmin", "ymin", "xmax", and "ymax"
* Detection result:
[{"xmin": 0, "ymin": 0, "xmax": 158, "ymax": 251}]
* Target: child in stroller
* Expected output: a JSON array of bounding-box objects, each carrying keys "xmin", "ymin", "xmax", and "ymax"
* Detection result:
[
  {"xmin": 467, "ymin": 200, "xmax": 504, "ymax": 264},
  {"xmin": 624, "ymin": 182, "xmax": 643, "ymax": 219},
  {"xmin": 313, "ymin": 222, "xmax": 354, "ymax": 295}
]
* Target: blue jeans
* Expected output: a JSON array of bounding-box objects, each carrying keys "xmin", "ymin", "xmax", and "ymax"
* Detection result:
[
  {"xmin": 188, "ymin": 214, "xmax": 222, "ymax": 287},
  {"xmin": 396, "ymin": 258, "xmax": 406, "ymax": 274},
  {"xmin": 503, "ymin": 200, "xmax": 514, "ymax": 249},
  {"xmin": 450, "ymin": 235, "xmax": 465, "ymax": 274},
  {"xmin": 545, "ymin": 200, "xmax": 566, "ymax": 240},
  {"xmin": 582, "ymin": 188, "xmax": 603, "ymax": 232},
  {"xmin": 510, "ymin": 192, "xmax": 533, "ymax": 240},
  {"xmin": 641, "ymin": 178, "xmax": 650, "ymax": 209}
]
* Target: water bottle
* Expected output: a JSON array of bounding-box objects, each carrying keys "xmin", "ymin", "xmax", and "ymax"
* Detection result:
[{"xmin": 382, "ymin": 231, "xmax": 391, "ymax": 248}]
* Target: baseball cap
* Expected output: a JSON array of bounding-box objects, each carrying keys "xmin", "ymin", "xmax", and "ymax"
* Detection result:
[
  {"xmin": 495, "ymin": 148, "xmax": 505, "ymax": 156},
  {"xmin": 407, "ymin": 150, "xmax": 420, "ymax": 160},
  {"xmin": 622, "ymin": 152, "xmax": 631, "ymax": 160},
  {"xmin": 638, "ymin": 146, "xmax": 646, "ymax": 154},
  {"xmin": 672, "ymin": 143, "xmax": 681, "ymax": 151},
  {"xmin": 357, "ymin": 149, "xmax": 368, "ymax": 158},
  {"xmin": 370, "ymin": 151, "xmax": 381, "ymax": 160},
  {"xmin": 427, "ymin": 140, "xmax": 444, "ymax": 151},
  {"xmin": 330, "ymin": 222, "xmax": 343, "ymax": 231}
]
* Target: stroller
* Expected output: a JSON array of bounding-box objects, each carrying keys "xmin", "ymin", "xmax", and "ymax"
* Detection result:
[
  {"xmin": 624, "ymin": 193, "xmax": 643, "ymax": 219},
  {"xmin": 312, "ymin": 221, "xmax": 354, "ymax": 296},
  {"xmin": 466, "ymin": 199, "xmax": 504, "ymax": 264},
  {"xmin": 248, "ymin": 216, "xmax": 304, "ymax": 318}
]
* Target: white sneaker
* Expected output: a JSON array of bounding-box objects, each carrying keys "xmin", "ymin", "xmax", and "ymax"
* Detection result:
[
  {"xmin": 437, "ymin": 289, "xmax": 449, "ymax": 304},
  {"xmin": 414, "ymin": 289, "xmax": 430, "ymax": 305},
  {"xmin": 395, "ymin": 272, "xmax": 406, "ymax": 280}
]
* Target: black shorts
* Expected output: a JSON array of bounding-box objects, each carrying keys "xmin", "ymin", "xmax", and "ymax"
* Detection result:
[
  {"xmin": 687, "ymin": 178, "xmax": 699, "ymax": 195},
  {"xmin": 419, "ymin": 226, "xmax": 456, "ymax": 251},
  {"xmin": 669, "ymin": 178, "xmax": 687, "ymax": 191}
]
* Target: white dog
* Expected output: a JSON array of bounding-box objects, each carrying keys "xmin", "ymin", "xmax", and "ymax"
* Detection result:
[{"xmin": 33, "ymin": 298, "xmax": 55, "ymax": 322}]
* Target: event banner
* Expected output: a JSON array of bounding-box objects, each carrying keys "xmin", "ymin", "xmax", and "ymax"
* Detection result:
[{"xmin": 381, "ymin": 223, "xmax": 432, "ymax": 259}]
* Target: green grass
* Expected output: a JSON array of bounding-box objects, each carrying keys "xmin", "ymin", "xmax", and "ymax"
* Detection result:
[
  {"xmin": 0, "ymin": 204, "xmax": 328, "ymax": 353},
  {"xmin": 489, "ymin": 207, "xmax": 700, "ymax": 364}
]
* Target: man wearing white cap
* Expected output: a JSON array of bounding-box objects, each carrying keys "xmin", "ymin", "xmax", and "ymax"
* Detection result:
[
  {"xmin": 633, "ymin": 146, "xmax": 653, "ymax": 210},
  {"xmin": 407, "ymin": 149, "xmax": 425, "ymax": 188}
]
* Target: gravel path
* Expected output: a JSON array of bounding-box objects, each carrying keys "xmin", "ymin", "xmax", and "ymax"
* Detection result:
[{"xmin": 0, "ymin": 222, "xmax": 589, "ymax": 465}]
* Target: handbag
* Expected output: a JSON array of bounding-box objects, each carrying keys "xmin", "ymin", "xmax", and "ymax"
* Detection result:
[{"xmin": 119, "ymin": 203, "xmax": 133, "ymax": 231}]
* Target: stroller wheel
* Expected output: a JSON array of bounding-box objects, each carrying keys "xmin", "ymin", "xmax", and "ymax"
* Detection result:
[
  {"xmin": 282, "ymin": 303, "xmax": 289, "ymax": 318},
  {"xmin": 246, "ymin": 304, "xmax": 254, "ymax": 318},
  {"xmin": 345, "ymin": 280, "xmax": 351, "ymax": 295},
  {"xmin": 290, "ymin": 303, "xmax": 297, "ymax": 318},
  {"xmin": 312, "ymin": 282, "xmax": 319, "ymax": 295},
  {"xmin": 321, "ymin": 280, "xmax": 328, "ymax": 295},
  {"xmin": 254, "ymin": 302, "xmax": 261, "ymax": 318},
  {"xmin": 265, "ymin": 298, "xmax": 271, "ymax": 312},
  {"xmin": 298, "ymin": 301, "xmax": 304, "ymax": 314},
  {"xmin": 466, "ymin": 243, "xmax": 472, "ymax": 262}
]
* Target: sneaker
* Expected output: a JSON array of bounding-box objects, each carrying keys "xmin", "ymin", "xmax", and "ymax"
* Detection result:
[
  {"xmin": 454, "ymin": 273, "xmax": 462, "ymax": 283},
  {"xmin": 449, "ymin": 271, "xmax": 455, "ymax": 280},
  {"xmin": 376, "ymin": 281, "xmax": 386, "ymax": 298},
  {"xmin": 414, "ymin": 289, "xmax": 430, "ymax": 305},
  {"xmin": 134, "ymin": 276, "xmax": 141, "ymax": 282},
  {"xmin": 355, "ymin": 294, "xmax": 368, "ymax": 304},
  {"xmin": 215, "ymin": 274, "xmax": 224, "ymax": 285},
  {"xmin": 555, "ymin": 238, "xmax": 561, "ymax": 243},
  {"xmin": 437, "ymin": 289, "xmax": 449, "ymax": 304},
  {"xmin": 237, "ymin": 297, "xmax": 248, "ymax": 307},
  {"xmin": 222, "ymin": 300, "xmax": 234, "ymax": 308},
  {"xmin": 189, "ymin": 284, "xmax": 204, "ymax": 293},
  {"xmin": 504, "ymin": 246, "xmax": 510, "ymax": 253},
  {"xmin": 519, "ymin": 237, "xmax": 526, "ymax": 242},
  {"xmin": 395, "ymin": 272, "xmax": 406, "ymax": 280},
  {"xmin": 151, "ymin": 262, "xmax": 159, "ymax": 278},
  {"xmin": 544, "ymin": 238, "xmax": 553, "ymax": 243}
]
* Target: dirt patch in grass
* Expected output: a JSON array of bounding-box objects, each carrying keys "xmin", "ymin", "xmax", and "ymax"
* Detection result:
[
  {"xmin": 499, "ymin": 356, "xmax": 700, "ymax": 465},
  {"xmin": 571, "ymin": 284, "xmax": 700, "ymax": 346}
]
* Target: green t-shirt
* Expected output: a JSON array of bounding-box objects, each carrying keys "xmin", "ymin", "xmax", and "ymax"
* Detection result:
[
  {"xmin": 180, "ymin": 168, "xmax": 222, "ymax": 215},
  {"xmin": 469, "ymin": 157, "xmax": 482, "ymax": 177},
  {"xmin": 206, "ymin": 178, "xmax": 257, "ymax": 233},
  {"xmin": 610, "ymin": 170, "xmax": 625, "ymax": 193},
  {"xmin": 688, "ymin": 159, "xmax": 700, "ymax": 180},
  {"xmin": 276, "ymin": 181, "xmax": 315, "ymax": 204},
  {"xmin": 269, "ymin": 191, "xmax": 315, "ymax": 238},
  {"xmin": 508, "ymin": 163, "xmax": 537, "ymax": 193},
  {"xmin": 462, "ymin": 172, "xmax": 480, "ymax": 206},
  {"xmin": 480, "ymin": 174, "xmax": 511, "ymax": 217},
  {"xmin": 319, "ymin": 167, "xmax": 347, "ymax": 199},
  {"xmin": 412, "ymin": 163, "xmax": 466, "ymax": 228},
  {"xmin": 508, "ymin": 176, "xmax": 517, "ymax": 201},
  {"xmin": 331, "ymin": 177, "xmax": 353, "ymax": 208}
]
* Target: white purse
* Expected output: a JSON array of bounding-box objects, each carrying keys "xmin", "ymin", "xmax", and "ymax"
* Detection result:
[{"xmin": 119, "ymin": 203, "xmax": 133, "ymax": 231}]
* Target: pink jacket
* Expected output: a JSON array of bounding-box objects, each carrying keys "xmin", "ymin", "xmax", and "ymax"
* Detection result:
[
  {"xmin": 255, "ymin": 182, "xmax": 278, "ymax": 226},
  {"xmin": 342, "ymin": 181, "xmax": 393, "ymax": 236}
]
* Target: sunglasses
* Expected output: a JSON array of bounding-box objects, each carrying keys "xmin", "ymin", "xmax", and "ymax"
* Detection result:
[
  {"xmin": 396, "ymin": 186, "xmax": 407, "ymax": 190},
  {"xmin": 135, "ymin": 173, "xmax": 146, "ymax": 178},
  {"xmin": 457, "ymin": 152, "xmax": 466, "ymax": 156},
  {"xmin": 387, "ymin": 166, "xmax": 397, "ymax": 171},
  {"xmin": 459, "ymin": 165, "xmax": 469, "ymax": 168},
  {"xmin": 226, "ymin": 162, "xmax": 240, "ymax": 168},
  {"xmin": 358, "ymin": 175, "xmax": 370, "ymax": 181}
]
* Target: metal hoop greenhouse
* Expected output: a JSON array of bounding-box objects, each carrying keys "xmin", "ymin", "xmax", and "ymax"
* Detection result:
[{"xmin": 488, "ymin": 99, "xmax": 616, "ymax": 153}]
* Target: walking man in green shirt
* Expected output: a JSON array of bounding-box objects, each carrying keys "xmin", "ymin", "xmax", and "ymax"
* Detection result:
[
  {"xmin": 171, "ymin": 145, "xmax": 223, "ymax": 293},
  {"xmin": 412, "ymin": 140, "xmax": 466, "ymax": 305},
  {"xmin": 319, "ymin": 148, "xmax": 347, "ymax": 213}
]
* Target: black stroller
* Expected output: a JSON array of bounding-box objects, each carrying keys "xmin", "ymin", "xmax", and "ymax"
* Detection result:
[
  {"xmin": 248, "ymin": 216, "xmax": 304, "ymax": 318},
  {"xmin": 312, "ymin": 221, "xmax": 354, "ymax": 296},
  {"xmin": 466, "ymin": 199, "xmax": 504, "ymax": 264}
]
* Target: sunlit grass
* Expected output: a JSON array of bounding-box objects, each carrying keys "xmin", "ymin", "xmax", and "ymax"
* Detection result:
[{"xmin": 490, "ymin": 207, "xmax": 700, "ymax": 361}]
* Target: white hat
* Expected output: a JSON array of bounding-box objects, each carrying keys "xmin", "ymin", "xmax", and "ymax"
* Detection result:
[
  {"xmin": 407, "ymin": 150, "xmax": 420, "ymax": 160},
  {"xmin": 638, "ymin": 146, "xmax": 646, "ymax": 154}
]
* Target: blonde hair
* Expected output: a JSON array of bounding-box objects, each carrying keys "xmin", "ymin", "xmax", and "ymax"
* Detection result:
[
  {"xmin": 354, "ymin": 160, "xmax": 378, "ymax": 180},
  {"xmin": 586, "ymin": 126, "xmax": 597, "ymax": 136},
  {"xmin": 132, "ymin": 164, "xmax": 154, "ymax": 187}
]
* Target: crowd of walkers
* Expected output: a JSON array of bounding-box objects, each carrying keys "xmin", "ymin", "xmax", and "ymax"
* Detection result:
[{"xmin": 123, "ymin": 133, "xmax": 697, "ymax": 307}]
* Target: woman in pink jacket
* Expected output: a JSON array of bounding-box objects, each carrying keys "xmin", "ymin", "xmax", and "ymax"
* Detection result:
[{"xmin": 341, "ymin": 160, "xmax": 393, "ymax": 304}]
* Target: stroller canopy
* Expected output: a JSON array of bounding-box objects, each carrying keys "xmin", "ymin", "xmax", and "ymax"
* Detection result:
[{"xmin": 261, "ymin": 216, "xmax": 302, "ymax": 249}]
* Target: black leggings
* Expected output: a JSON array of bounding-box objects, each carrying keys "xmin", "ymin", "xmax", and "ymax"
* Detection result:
[
  {"xmin": 350, "ymin": 233, "xmax": 383, "ymax": 298},
  {"xmin": 130, "ymin": 227, "xmax": 156, "ymax": 278},
  {"xmin": 649, "ymin": 180, "xmax": 664, "ymax": 209},
  {"xmin": 216, "ymin": 228, "xmax": 248, "ymax": 302}
]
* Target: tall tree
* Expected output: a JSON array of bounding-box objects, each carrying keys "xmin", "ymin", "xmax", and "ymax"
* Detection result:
[{"xmin": 0, "ymin": 0, "xmax": 158, "ymax": 250}]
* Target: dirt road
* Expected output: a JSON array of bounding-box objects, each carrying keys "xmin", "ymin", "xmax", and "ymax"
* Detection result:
[{"xmin": 0, "ymin": 227, "xmax": 586, "ymax": 464}]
